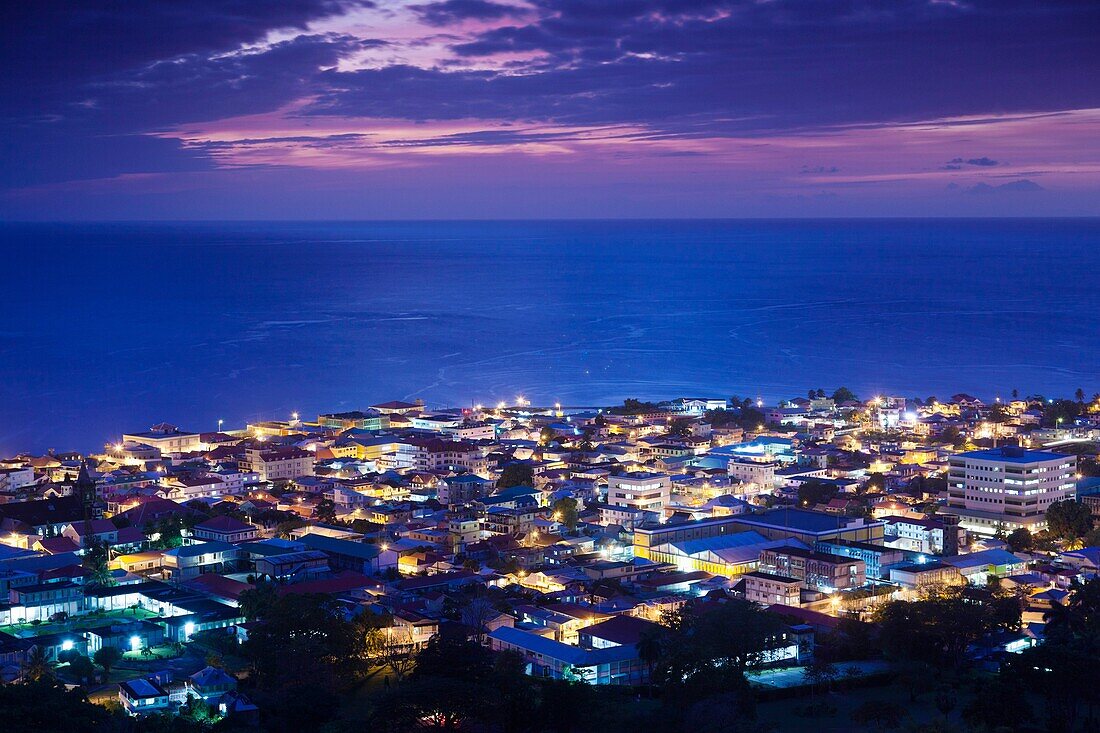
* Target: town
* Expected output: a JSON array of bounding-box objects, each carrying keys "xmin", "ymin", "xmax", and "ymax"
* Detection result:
[{"xmin": 2, "ymin": 388, "xmax": 1100, "ymax": 733}]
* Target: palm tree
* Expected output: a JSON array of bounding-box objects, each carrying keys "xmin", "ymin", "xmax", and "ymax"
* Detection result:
[{"xmin": 24, "ymin": 645, "xmax": 53, "ymax": 682}]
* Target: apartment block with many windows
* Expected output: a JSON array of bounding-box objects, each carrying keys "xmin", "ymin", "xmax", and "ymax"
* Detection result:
[{"xmin": 945, "ymin": 446, "xmax": 1077, "ymax": 534}]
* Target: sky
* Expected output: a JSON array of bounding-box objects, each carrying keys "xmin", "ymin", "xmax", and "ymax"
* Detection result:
[{"xmin": 3, "ymin": 0, "xmax": 1099, "ymax": 219}]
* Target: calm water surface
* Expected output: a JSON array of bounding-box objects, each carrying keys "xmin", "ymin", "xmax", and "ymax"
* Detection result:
[{"xmin": 1, "ymin": 219, "xmax": 1097, "ymax": 452}]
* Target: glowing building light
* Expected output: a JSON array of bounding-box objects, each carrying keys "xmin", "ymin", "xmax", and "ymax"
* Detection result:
[{"xmin": 130, "ymin": 636, "xmax": 141, "ymax": 652}]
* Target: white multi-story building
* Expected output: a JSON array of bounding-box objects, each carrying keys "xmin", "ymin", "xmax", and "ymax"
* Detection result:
[
  {"xmin": 727, "ymin": 458, "xmax": 778, "ymax": 491},
  {"xmin": 122, "ymin": 424, "xmax": 203, "ymax": 456},
  {"xmin": 607, "ymin": 472, "xmax": 671, "ymax": 513},
  {"xmin": 946, "ymin": 447, "xmax": 1077, "ymax": 534},
  {"xmin": 239, "ymin": 447, "xmax": 314, "ymax": 482}
]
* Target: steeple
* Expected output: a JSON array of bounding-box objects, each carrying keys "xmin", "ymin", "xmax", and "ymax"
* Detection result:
[{"xmin": 75, "ymin": 459, "xmax": 97, "ymax": 508}]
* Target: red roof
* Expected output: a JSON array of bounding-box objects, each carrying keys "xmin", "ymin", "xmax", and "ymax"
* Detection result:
[
  {"xmin": 34, "ymin": 536, "xmax": 81, "ymax": 554},
  {"xmin": 187, "ymin": 574, "xmax": 255, "ymax": 601}
]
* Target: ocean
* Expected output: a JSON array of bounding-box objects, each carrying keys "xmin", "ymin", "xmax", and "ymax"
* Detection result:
[{"xmin": 0, "ymin": 219, "xmax": 1097, "ymax": 453}]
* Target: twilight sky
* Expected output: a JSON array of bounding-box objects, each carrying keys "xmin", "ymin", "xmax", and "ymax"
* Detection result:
[{"xmin": 3, "ymin": 0, "xmax": 1099, "ymax": 218}]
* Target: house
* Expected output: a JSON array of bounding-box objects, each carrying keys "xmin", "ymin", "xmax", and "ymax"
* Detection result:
[
  {"xmin": 254, "ymin": 550, "xmax": 329, "ymax": 582},
  {"xmin": 191, "ymin": 516, "xmax": 258, "ymax": 544},
  {"xmin": 577, "ymin": 614, "xmax": 662, "ymax": 649},
  {"xmin": 296, "ymin": 533, "xmax": 395, "ymax": 574},
  {"xmin": 488, "ymin": 626, "xmax": 648, "ymax": 685},
  {"xmin": 119, "ymin": 673, "xmax": 173, "ymax": 716},
  {"xmin": 187, "ymin": 665, "xmax": 237, "ymax": 703},
  {"xmin": 87, "ymin": 620, "xmax": 165, "ymax": 654},
  {"xmin": 162, "ymin": 541, "xmax": 239, "ymax": 579},
  {"xmin": 0, "ymin": 495, "xmax": 84, "ymax": 536}
]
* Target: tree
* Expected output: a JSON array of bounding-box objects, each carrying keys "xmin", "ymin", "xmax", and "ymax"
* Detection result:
[
  {"xmin": 637, "ymin": 627, "xmax": 664, "ymax": 682},
  {"xmin": 64, "ymin": 653, "xmax": 97, "ymax": 686},
  {"xmin": 933, "ymin": 686, "xmax": 956, "ymax": 729},
  {"xmin": 274, "ymin": 517, "xmax": 307, "ymax": 538},
  {"xmin": 238, "ymin": 579, "xmax": 279, "ymax": 620},
  {"xmin": 831, "ymin": 387, "xmax": 859, "ymax": 404},
  {"xmin": 551, "ymin": 497, "xmax": 579, "ymax": 531},
  {"xmin": 803, "ymin": 657, "xmax": 838, "ymax": 699},
  {"xmin": 609, "ymin": 398, "xmax": 660, "ymax": 416},
  {"xmin": 1046, "ymin": 499, "xmax": 1093, "ymax": 541},
  {"xmin": 1043, "ymin": 399, "xmax": 1082, "ymax": 428},
  {"xmin": 360, "ymin": 612, "xmax": 416, "ymax": 682},
  {"xmin": 82, "ymin": 536, "xmax": 113, "ymax": 588},
  {"xmin": 497, "ymin": 462, "xmax": 534, "ymax": 488},
  {"xmin": 0, "ymin": 680, "xmax": 114, "ymax": 732},
  {"xmin": 243, "ymin": 593, "xmax": 361, "ymax": 692},
  {"xmin": 669, "ymin": 418, "xmax": 693, "ymax": 437},
  {"xmin": 315, "ymin": 498, "xmax": 337, "ymax": 524},
  {"xmin": 851, "ymin": 700, "xmax": 902, "ymax": 733},
  {"xmin": 1005, "ymin": 527, "xmax": 1034, "ymax": 552},
  {"xmin": 369, "ymin": 634, "xmax": 498, "ymax": 732},
  {"xmin": 652, "ymin": 599, "xmax": 787, "ymax": 701},
  {"xmin": 961, "ymin": 676, "xmax": 1033, "ymax": 732},
  {"xmin": 93, "ymin": 645, "xmax": 122, "ymax": 681},
  {"xmin": 797, "ymin": 480, "xmax": 838, "ymax": 508},
  {"xmin": 875, "ymin": 588, "xmax": 998, "ymax": 669},
  {"xmin": 24, "ymin": 645, "xmax": 53, "ymax": 682}
]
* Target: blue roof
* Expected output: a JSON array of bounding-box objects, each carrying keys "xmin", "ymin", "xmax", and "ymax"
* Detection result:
[
  {"xmin": 489, "ymin": 626, "xmax": 638, "ymax": 666},
  {"xmin": 492, "ymin": 485, "xmax": 539, "ymax": 499},
  {"xmin": 298, "ymin": 533, "xmax": 381, "ymax": 560},
  {"xmin": 670, "ymin": 530, "xmax": 769, "ymax": 555},
  {"xmin": 957, "ymin": 447, "xmax": 1069, "ymax": 463},
  {"xmin": 942, "ymin": 549, "xmax": 1023, "ymax": 569}
]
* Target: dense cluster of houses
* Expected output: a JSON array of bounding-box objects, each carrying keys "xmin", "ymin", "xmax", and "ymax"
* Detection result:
[{"xmin": 0, "ymin": 392, "xmax": 1098, "ymax": 716}]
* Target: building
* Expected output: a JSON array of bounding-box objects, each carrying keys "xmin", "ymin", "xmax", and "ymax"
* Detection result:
[
  {"xmin": 296, "ymin": 533, "xmax": 396, "ymax": 574},
  {"xmin": 744, "ymin": 571, "xmax": 802, "ymax": 607},
  {"xmin": 941, "ymin": 549, "xmax": 1026, "ymax": 585},
  {"xmin": 162, "ymin": 541, "xmax": 239, "ymax": 579},
  {"xmin": 395, "ymin": 437, "xmax": 488, "ymax": 474},
  {"xmin": 757, "ymin": 546, "xmax": 866, "ymax": 592},
  {"xmin": 370, "ymin": 401, "xmax": 422, "ymax": 415},
  {"xmin": 122, "ymin": 424, "xmax": 203, "ymax": 455},
  {"xmin": 239, "ymin": 446, "xmax": 315, "ymax": 482},
  {"xmin": 727, "ymin": 459, "xmax": 778, "ymax": 490},
  {"xmin": 645, "ymin": 527, "xmax": 805, "ymax": 578},
  {"xmin": 945, "ymin": 447, "xmax": 1077, "ymax": 534},
  {"xmin": 723, "ymin": 508, "xmax": 886, "ymax": 546},
  {"xmin": 607, "ymin": 472, "xmax": 671, "ymax": 514},
  {"xmin": 191, "ymin": 516, "xmax": 258, "ymax": 544},
  {"xmin": 889, "ymin": 562, "xmax": 964, "ymax": 592},
  {"xmin": 881, "ymin": 515, "xmax": 947, "ymax": 554},
  {"xmin": 488, "ymin": 626, "xmax": 647, "ymax": 685},
  {"xmin": 119, "ymin": 674, "xmax": 172, "ymax": 716},
  {"xmin": 317, "ymin": 410, "xmax": 390, "ymax": 431}
]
